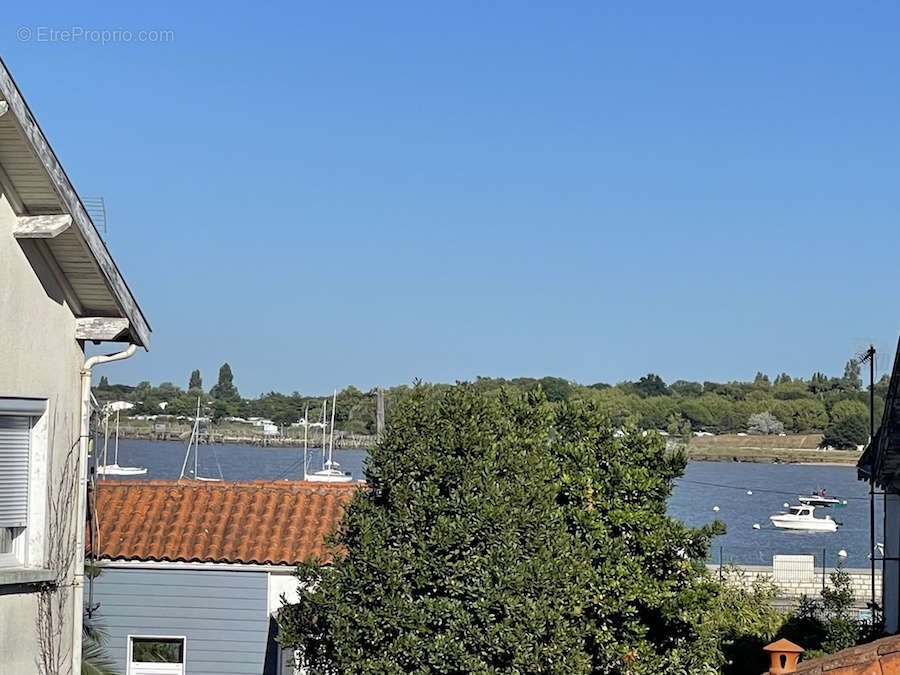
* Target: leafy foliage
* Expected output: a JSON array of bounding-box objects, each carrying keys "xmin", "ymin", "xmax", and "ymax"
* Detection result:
[
  {"xmin": 82, "ymin": 618, "xmax": 119, "ymax": 675},
  {"xmin": 209, "ymin": 362, "xmax": 240, "ymax": 401},
  {"xmin": 822, "ymin": 400, "xmax": 869, "ymax": 449},
  {"xmin": 635, "ymin": 373, "xmax": 670, "ymax": 398},
  {"xmin": 843, "ymin": 360, "xmax": 862, "ymax": 391},
  {"xmin": 92, "ymin": 352, "xmax": 883, "ymax": 440},
  {"xmin": 537, "ymin": 376, "xmax": 573, "ymax": 402},
  {"xmin": 778, "ymin": 566, "xmax": 872, "ymax": 660},
  {"xmin": 747, "ymin": 412, "xmax": 784, "ymax": 435},
  {"xmin": 278, "ymin": 385, "xmax": 780, "ymax": 673}
]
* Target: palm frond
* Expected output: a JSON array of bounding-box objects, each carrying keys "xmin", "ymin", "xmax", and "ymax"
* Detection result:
[{"xmin": 82, "ymin": 619, "xmax": 119, "ymax": 675}]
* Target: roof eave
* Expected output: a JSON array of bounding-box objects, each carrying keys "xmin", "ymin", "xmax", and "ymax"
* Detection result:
[{"xmin": 0, "ymin": 57, "xmax": 150, "ymax": 349}]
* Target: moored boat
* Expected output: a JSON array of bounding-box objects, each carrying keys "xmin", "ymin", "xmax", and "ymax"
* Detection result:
[
  {"xmin": 798, "ymin": 495, "xmax": 847, "ymax": 508},
  {"xmin": 178, "ymin": 397, "xmax": 223, "ymax": 482},
  {"xmin": 798, "ymin": 492, "xmax": 847, "ymax": 508},
  {"xmin": 769, "ymin": 505, "xmax": 839, "ymax": 532},
  {"xmin": 97, "ymin": 403, "xmax": 147, "ymax": 476},
  {"xmin": 302, "ymin": 392, "xmax": 353, "ymax": 483}
]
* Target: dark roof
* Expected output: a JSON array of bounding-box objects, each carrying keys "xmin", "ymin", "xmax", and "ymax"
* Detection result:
[
  {"xmin": 858, "ymin": 336, "xmax": 900, "ymax": 492},
  {"xmin": 91, "ymin": 480, "xmax": 358, "ymax": 565}
]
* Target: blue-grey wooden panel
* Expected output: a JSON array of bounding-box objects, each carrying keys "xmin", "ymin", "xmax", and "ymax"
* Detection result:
[{"xmin": 88, "ymin": 567, "xmax": 275, "ymax": 675}]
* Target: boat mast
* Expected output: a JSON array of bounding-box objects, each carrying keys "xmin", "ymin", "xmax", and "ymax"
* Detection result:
[
  {"xmin": 102, "ymin": 405, "xmax": 109, "ymax": 471},
  {"xmin": 321, "ymin": 399, "xmax": 327, "ymax": 469},
  {"xmin": 303, "ymin": 404, "xmax": 309, "ymax": 480},
  {"xmin": 194, "ymin": 396, "xmax": 200, "ymax": 478},
  {"xmin": 329, "ymin": 390, "xmax": 336, "ymax": 467},
  {"xmin": 114, "ymin": 409, "xmax": 120, "ymax": 466},
  {"xmin": 177, "ymin": 399, "xmax": 197, "ymax": 481}
]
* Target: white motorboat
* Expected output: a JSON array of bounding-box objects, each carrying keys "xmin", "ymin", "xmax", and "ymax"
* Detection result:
[
  {"xmin": 303, "ymin": 392, "xmax": 353, "ymax": 483},
  {"xmin": 769, "ymin": 505, "xmax": 839, "ymax": 532},
  {"xmin": 798, "ymin": 493, "xmax": 847, "ymax": 508}
]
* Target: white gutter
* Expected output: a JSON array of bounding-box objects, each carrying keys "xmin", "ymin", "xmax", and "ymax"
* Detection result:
[{"xmin": 73, "ymin": 343, "xmax": 138, "ymax": 674}]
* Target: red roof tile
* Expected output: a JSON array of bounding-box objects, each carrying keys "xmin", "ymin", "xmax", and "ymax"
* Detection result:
[
  {"xmin": 90, "ymin": 480, "xmax": 359, "ymax": 565},
  {"xmin": 788, "ymin": 633, "xmax": 900, "ymax": 674}
]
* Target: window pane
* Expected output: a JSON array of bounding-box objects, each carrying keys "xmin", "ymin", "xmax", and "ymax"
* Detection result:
[
  {"xmin": 0, "ymin": 527, "xmax": 22, "ymax": 554},
  {"xmin": 132, "ymin": 638, "xmax": 184, "ymax": 663},
  {"xmin": 0, "ymin": 415, "xmax": 30, "ymax": 528}
]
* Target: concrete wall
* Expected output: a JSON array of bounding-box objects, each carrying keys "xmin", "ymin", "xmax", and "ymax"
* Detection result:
[
  {"xmin": 711, "ymin": 564, "xmax": 882, "ymax": 609},
  {"xmin": 0, "ymin": 193, "xmax": 84, "ymax": 672},
  {"xmin": 90, "ymin": 567, "xmax": 277, "ymax": 674}
]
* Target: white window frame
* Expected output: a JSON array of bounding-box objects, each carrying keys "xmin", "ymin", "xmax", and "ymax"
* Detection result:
[
  {"xmin": 127, "ymin": 634, "xmax": 186, "ymax": 675},
  {"xmin": 0, "ymin": 398, "xmax": 48, "ymax": 570}
]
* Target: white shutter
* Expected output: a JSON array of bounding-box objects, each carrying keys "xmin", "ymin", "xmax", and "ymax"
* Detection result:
[{"xmin": 0, "ymin": 416, "xmax": 30, "ymax": 528}]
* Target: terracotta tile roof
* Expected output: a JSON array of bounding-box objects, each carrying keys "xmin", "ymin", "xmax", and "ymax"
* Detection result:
[
  {"xmin": 789, "ymin": 633, "xmax": 900, "ymax": 673},
  {"xmin": 90, "ymin": 480, "xmax": 359, "ymax": 565}
]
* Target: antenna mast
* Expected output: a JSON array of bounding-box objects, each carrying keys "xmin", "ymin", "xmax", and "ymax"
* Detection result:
[{"xmin": 860, "ymin": 345, "xmax": 877, "ymax": 611}]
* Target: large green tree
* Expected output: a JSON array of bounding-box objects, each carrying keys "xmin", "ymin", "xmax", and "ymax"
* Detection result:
[
  {"xmin": 842, "ymin": 359, "xmax": 862, "ymax": 391},
  {"xmin": 822, "ymin": 399, "xmax": 869, "ymax": 449},
  {"xmin": 278, "ymin": 385, "xmax": 777, "ymax": 673},
  {"xmin": 188, "ymin": 369, "xmax": 203, "ymax": 392},
  {"xmin": 537, "ymin": 376, "xmax": 573, "ymax": 402},
  {"xmin": 634, "ymin": 373, "xmax": 669, "ymax": 398},
  {"xmin": 209, "ymin": 362, "xmax": 240, "ymax": 401}
]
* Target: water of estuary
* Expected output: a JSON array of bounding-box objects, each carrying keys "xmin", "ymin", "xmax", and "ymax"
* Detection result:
[{"xmin": 103, "ymin": 440, "xmax": 880, "ymax": 568}]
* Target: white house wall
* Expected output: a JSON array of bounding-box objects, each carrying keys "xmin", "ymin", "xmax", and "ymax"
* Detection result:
[{"xmin": 0, "ymin": 189, "xmax": 84, "ymax": 673}]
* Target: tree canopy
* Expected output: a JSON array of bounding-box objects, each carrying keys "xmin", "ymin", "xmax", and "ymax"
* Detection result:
[
  {"xmin": 92, "ymin": 352, "xmax": 883, "ymax": 441},
  {"xmin": 277, "ymin": 385, "xmax": 778, "ymax": 673},
  {"xmin": 209, "ymin": 362, "xmax": 240, "ymax": 401}
]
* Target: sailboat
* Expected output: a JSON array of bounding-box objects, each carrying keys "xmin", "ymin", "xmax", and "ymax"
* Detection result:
[
  {"xmin": 97, "ymin": 402, "xmax": 147, "ymax": 476},
  {"xmin": 304, "ymin": 391, "xmax": 353, "ymax": 483},
  {"xmin": 178, "ymin": 397, "xmax": 223, "ymax": 482}
]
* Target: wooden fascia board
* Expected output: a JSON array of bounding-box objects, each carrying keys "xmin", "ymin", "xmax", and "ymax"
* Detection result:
[{"xmin": 0, "ymin": 58, "xmax": 150, "ymax": 349}]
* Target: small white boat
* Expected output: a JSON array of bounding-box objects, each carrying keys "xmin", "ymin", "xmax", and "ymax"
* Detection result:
[
  {"xmin": 98, "ymin": 463, "xmax": 148, "ymax": 477},
  {"xmin": 97, "ymin": 404, "xmax": 147, "ymax": 476},
  {"xmin": 769, "ymin": 505, "xmax": 839, "ymax": 532},
  {"xmin": 798, "ymin": 493, "xmax": 847, "ymax": 508},
  {"xmin": 303, "ymin": 392, "xmax": 353, "ymax": 483}
]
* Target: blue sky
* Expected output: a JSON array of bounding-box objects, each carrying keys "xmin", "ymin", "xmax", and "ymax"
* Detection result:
[{"xmin": 5, "ymin": 2, "xmax": 900, "ymax": 395}]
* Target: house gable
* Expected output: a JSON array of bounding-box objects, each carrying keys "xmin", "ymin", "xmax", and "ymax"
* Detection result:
[{"xmin": 0, "ymin": 57, "xmax": 150, "ymax": 348}]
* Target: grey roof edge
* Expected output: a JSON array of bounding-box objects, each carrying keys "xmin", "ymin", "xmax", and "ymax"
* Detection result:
[
  {"xmin": 859, "ymin": 335, "xmax": 900, "ymax": 489},
  {"xmin": 0, "ymin": 56, "xmax": 150, "ymax": 349}
]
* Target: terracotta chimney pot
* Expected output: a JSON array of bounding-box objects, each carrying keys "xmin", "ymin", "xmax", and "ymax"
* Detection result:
[{"xmin": 763, "ymin": 638, "xmax": 804, "ymax": 674}]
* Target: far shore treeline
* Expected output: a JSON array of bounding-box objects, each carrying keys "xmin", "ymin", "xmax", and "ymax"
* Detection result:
[{"xmin": 94, "ymin": 357, "xmax": 883, "ymax": 449}]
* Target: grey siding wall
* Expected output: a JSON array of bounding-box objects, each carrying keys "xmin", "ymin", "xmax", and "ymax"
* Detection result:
[{"xmin": 90, "ymin": 567, "xmax": 271, "ymax": 674}]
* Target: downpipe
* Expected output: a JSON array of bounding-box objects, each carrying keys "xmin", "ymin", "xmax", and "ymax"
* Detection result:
[{"xmin": 73, "ymin": 343, "xmax": 137, "ymax": 674}]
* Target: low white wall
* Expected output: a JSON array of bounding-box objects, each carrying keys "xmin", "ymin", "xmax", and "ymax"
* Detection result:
[{"xmin": 710, "ymin": 563, "xmax": 881, "ymax": 607}]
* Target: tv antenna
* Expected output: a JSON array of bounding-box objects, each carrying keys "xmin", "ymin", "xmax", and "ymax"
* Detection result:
[
  {"xmin": 83, "ymin": 197, "xmax": 108, "ymax": 236},
  {"xmin": 859, "ymin": 345, "xmax": 877, "ymax": 611}
]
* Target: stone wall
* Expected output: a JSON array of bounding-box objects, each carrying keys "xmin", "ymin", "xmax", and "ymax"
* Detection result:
[{"xmin": 709, "ymin": 563, "xmax": 881, "ymax": 609}]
